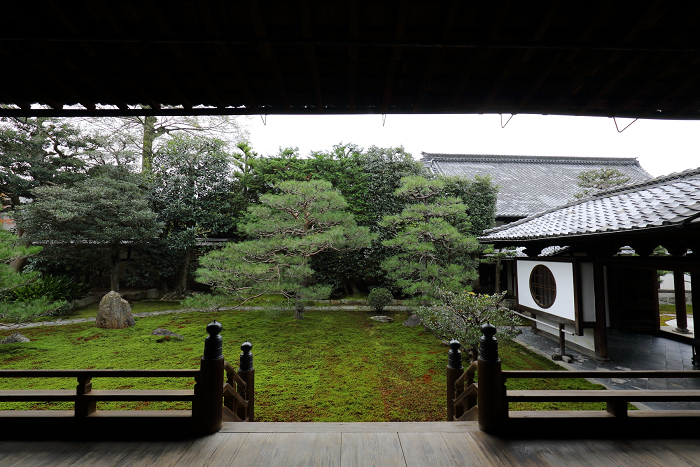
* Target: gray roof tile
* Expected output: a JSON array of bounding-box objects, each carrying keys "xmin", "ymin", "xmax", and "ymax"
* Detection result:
[
  {"xmin": 480, "ymin": 167, "xmax": 700, "ymax": 242},
  {"xmin": 421, "ymin": 153, "xmax": 652, "ymax": 218}
]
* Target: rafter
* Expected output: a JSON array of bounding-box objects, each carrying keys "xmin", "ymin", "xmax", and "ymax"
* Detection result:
[
  {"xmin": 579, "ymin": 52, "xmax": 646, "ymax": 114},
  {"xmin": 381, "ymin": 0, "xmax": 409, "ymax": 114},
  {"xmin": 348, "ymin": 0, "xmax": 359, "ymax": 112},
  {"xmin": 521, "ymin": 0, "xmax": 561, "ymax": 62},
  {"xmin": 517, "ymin": 50, "xmax": 563, "ymax": 110},
  {"xmin": 248, "ymin": 0, "xmax": 290, "ymax": 110},
  {"xmin": 300, "ymin": 0, "xmax": 323, "ymax": 113},
  {"xmin": 413, "ymin": 0, "xmax": 460, "ymax": 113}
]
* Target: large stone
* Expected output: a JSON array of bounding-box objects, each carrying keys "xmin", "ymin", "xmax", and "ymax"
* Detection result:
[
  {"xmin": 0, "ymin": 332, "xmax": 30, "ymax": 344},
  {"xmin": 403, "ymin": 313, "xmax": 422, "ymax": 327},
  {"xmin": 96, "ymin": 291, "xmax": 135, "ymax": 329},
  {"xmin": 151, "ymin": 328, "xmax": 184, "ymax": 340}
]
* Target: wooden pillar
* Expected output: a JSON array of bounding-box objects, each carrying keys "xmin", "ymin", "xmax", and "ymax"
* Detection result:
[
  {"xmin": 593, "ymin": 261, "xmax": 610, "ymax": 361},
  {"xmin": 674, "ymin": 271, "xmax": 690, "ymax": 333},
  {"xmin": 193, "ymin": 321, "xmax": 225, "ymax": 434},
  {"xmin": 692, "ymin": 273, "xmax": 699, "ymax": 337},
  {"xmin": 446, "ymin": 340, "xmax": 464, "ymax": 421},
  {"xmin": 477, "ymin": 323, "xmax": 506, "ymax": 434},
  {"xmin": 238, "ymin": 341, "xmax": 255, "ymax": 422}
]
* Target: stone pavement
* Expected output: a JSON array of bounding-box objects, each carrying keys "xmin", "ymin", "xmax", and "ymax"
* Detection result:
[{"xmin": 516, "ymin": 327, "xmax": 700, "ymax": 410}]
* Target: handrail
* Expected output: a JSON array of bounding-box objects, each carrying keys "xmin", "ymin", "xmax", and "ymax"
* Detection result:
[
  {"xmin": 455, "ymin": 361, "xmax": 477, "ymax": 387},
  {"xmin": 0, "ymin": 369, "xmax": 199, "ymax": 378},
  {"xmin": 504, "ymin": 370, "xmax": 700, "ymax": 379}
]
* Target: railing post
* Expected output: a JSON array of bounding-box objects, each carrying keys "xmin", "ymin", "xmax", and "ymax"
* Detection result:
[
  {"xmin": 193, "ymin": 321, "xmax": 224, "ymax": 434},
  {"xmin": 74, "ymin": 375, "xmax": 96, "ymax": 417},
  {"xmin": 446, "ymin": 340, "xmax": 464, "ymax": 421},
  {"xmin": 238, "ymin": 341, "xmax": 255, "ymax": 422},
  {"xmin": 477, "ymin": 323, "xmax": 507, "ymax": 434}
]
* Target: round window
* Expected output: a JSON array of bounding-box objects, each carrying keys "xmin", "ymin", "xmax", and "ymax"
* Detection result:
[{"xmin": 529, "ymin": 265, "xmax": 556, "ymax": 309}]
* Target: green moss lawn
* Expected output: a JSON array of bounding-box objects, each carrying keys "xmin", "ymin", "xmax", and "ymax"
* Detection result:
[{"xmin": 0, "ymin": 309, "xmax": 611, "ymax": 421}]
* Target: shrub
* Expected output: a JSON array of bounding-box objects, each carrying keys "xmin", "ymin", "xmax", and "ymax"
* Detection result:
[
  {"xmin": 368, "ymin": 287, "xmax": 393, "ymax": 313},
  {"xmin": 10, "ymin": 275, "xmax": 91, "ymax": 302}
]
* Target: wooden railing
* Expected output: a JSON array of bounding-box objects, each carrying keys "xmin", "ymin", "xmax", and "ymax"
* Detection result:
[
  {"xmin": 0, "ymin": 321, "xmax": 254, "ymax": 438},
  {"xmin": 448, "ymin": 324, "xmax": 700, "ymax": 437},
  {"xmin": 446, "ymin": 340, "xmax": 477, "ymax": 421}
]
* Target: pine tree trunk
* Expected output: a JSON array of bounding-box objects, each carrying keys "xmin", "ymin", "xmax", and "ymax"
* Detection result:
[
  {"xmin": 177, "ymin": 248, "xmax": 191, "ymax": 293},
  {"xmin": 294, "ymin": 299, "xmax": 304, "ymax": 319},
  {"xmin": 110, "ymin": 249, "xmax": 121, "ymax": 292}
]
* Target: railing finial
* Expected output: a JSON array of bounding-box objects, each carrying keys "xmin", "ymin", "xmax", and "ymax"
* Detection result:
[
  {"xmin": 448, "ymin": 339, "xmax": 463, "ymax": 370},
  {"xmin": 479, "ymin": 322, "xmax": 500, "ymax": 362},
  {"xmin": 203, "ymin": 321, "xmax": 223, "ymax": 360},
  {"xmin": 240, "ymin": 341, "xmax": 253, "ymax": 371}
]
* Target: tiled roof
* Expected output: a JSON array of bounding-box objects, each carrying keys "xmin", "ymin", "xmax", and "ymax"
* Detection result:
[
  {"xmin": 421, "ymin": 154, "xmax": 652, "ymax": 218},
  {"xmin": 479, "ymin": 167, "xmax": 700, "ymax": 242}
]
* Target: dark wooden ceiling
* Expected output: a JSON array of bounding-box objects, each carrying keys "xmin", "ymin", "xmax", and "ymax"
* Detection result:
[{"xmin": 2, "ymin": 1, "xmax": 700, "ymax": 118}]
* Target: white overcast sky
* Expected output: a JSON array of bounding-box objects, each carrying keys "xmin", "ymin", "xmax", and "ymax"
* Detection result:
[{"xmin": 246, "ymin": 114, "xmax": 700, "ymax": 177}]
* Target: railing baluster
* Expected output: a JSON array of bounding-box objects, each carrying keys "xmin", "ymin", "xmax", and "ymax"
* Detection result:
[
  {"xmin": 193, "ymin": 321, "xmax": 225, "ymax": 434},
  {"xmin": 237, "ymin": 341, "xmax": 254, "ymax": 422},
  {"xmin": 477, "ymin": 323, "xmax": 507, "ymax": 434},
  {"xmin": 446, "ymin": 340, "xmax": 464, "ymax": 421},
  {"xmin": 74, "ymin": 375, "xmax": 95, "ymax": 417}
]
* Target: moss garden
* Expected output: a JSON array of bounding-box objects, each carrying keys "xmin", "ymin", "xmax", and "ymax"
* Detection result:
[{"xmin": 0, "ymin": 308, "xmax": 612, "ymax": 421}]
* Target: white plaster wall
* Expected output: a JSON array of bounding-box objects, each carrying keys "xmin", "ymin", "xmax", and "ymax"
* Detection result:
[{"xmin": 517, "ymin": 260, "xmax": 576, "ymax": 321}]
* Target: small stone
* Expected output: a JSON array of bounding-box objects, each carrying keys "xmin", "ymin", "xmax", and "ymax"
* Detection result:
[
  {"xmin": 370, "ymin": 315, "xmax": 393, "ymax": 323},
  {"xmin": 96, "ymin": 292, "xmax": 135, "ymax": 329},
  {"xmin": 0, "ymin": 332, "xmax": 30, "ymax": 344},
  {"xmin": 146, "ymin": 288, "xmax": 160, "ymax": 299},
  {"xmin": 611, "ymin": 378, "xmax": 628, "ymax": 385},
  {"xmin": 403, "ymin": 313, "xmax": 422, "ymax": 327},
  {"xmin": 151, "ymin": 328, "xmax": 184, "ymax": 340}
]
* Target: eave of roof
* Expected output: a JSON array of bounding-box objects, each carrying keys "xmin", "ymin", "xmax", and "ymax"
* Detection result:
[{"xmin": 478, "ymin": 166, "xmax": 700, "ymax": 243}]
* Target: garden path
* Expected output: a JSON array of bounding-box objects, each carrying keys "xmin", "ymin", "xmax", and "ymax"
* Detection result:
[{"xmin": 0, "ymin": 305, "xmax": 411, "ymax": 331}]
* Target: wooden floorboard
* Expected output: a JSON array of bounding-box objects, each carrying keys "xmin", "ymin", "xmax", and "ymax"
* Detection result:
[
  {"xmin": 219, "ymin": 421, "xmax": 480, "ymax": 433},
  {"xmin": 399, "ymin": 432, "xmax": 459, "ymax": 467},
  {"xmin": 2, "ymin": 423, "xmax": 700, "ymax": 466}
]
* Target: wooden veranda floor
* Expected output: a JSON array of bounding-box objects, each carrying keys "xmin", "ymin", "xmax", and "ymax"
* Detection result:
[{"xmin": 2, "ymin": 421, "xmax": 699, "ymax": 466}]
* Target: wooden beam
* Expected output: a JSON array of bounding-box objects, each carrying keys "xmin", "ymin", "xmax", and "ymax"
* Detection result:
[{"xmin": 674, "ymin": 271, "xmax": 689, "ymax": 333}]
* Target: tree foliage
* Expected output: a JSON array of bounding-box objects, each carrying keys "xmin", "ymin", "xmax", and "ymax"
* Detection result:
[
  {"xmin": 15, "ymin": 171, "xmax": 162, "ymax": 292},
  {"xmin": 188, "ymin": 180, "xmax": 374, "ymax": 318},
  {"xmin": 0, "ymin": 117, "xmax": 93, "ymax": 212},
  {"xmin": 145, "ymin": 134, "xmax": 246, "ymax": 292},
  {"xmin": 380, "ymin": 176, "xmax": 479, "ymax": 298},
  {"xmin": 574, "ymin": 168, "xmax": 632, "ymax": 199},
  {"xmin": 415, "ymin": 289, "xmax": 519, "ymax": 362}
]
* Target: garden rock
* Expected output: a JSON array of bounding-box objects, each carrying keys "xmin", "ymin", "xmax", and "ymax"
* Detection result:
[
  {"xmin": 403, "ymin": 313, "xmax": 422, "ymax": 327},
  {"xmin": 146, "ymin": 288, "xmax": 160, "ymax": 299},
  {"xmin": 0, "ymin": 332, "xmax": 30, "ymax": 344},
  {"xmin": 96, "ymin": 291, "xmax": 135, "ymax": 329},
  {"xmin": 370, "ymin": 315, "xmax": 393, "ymax": 323},
  {"xmin": 151, "ymin": 328, "xmax": 184, "ymax": 340}
]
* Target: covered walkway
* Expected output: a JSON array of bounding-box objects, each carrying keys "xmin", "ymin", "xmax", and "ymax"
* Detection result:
[{"xmin": 516, "ymin": 328, "xmax": 700, "ymax": 410}]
